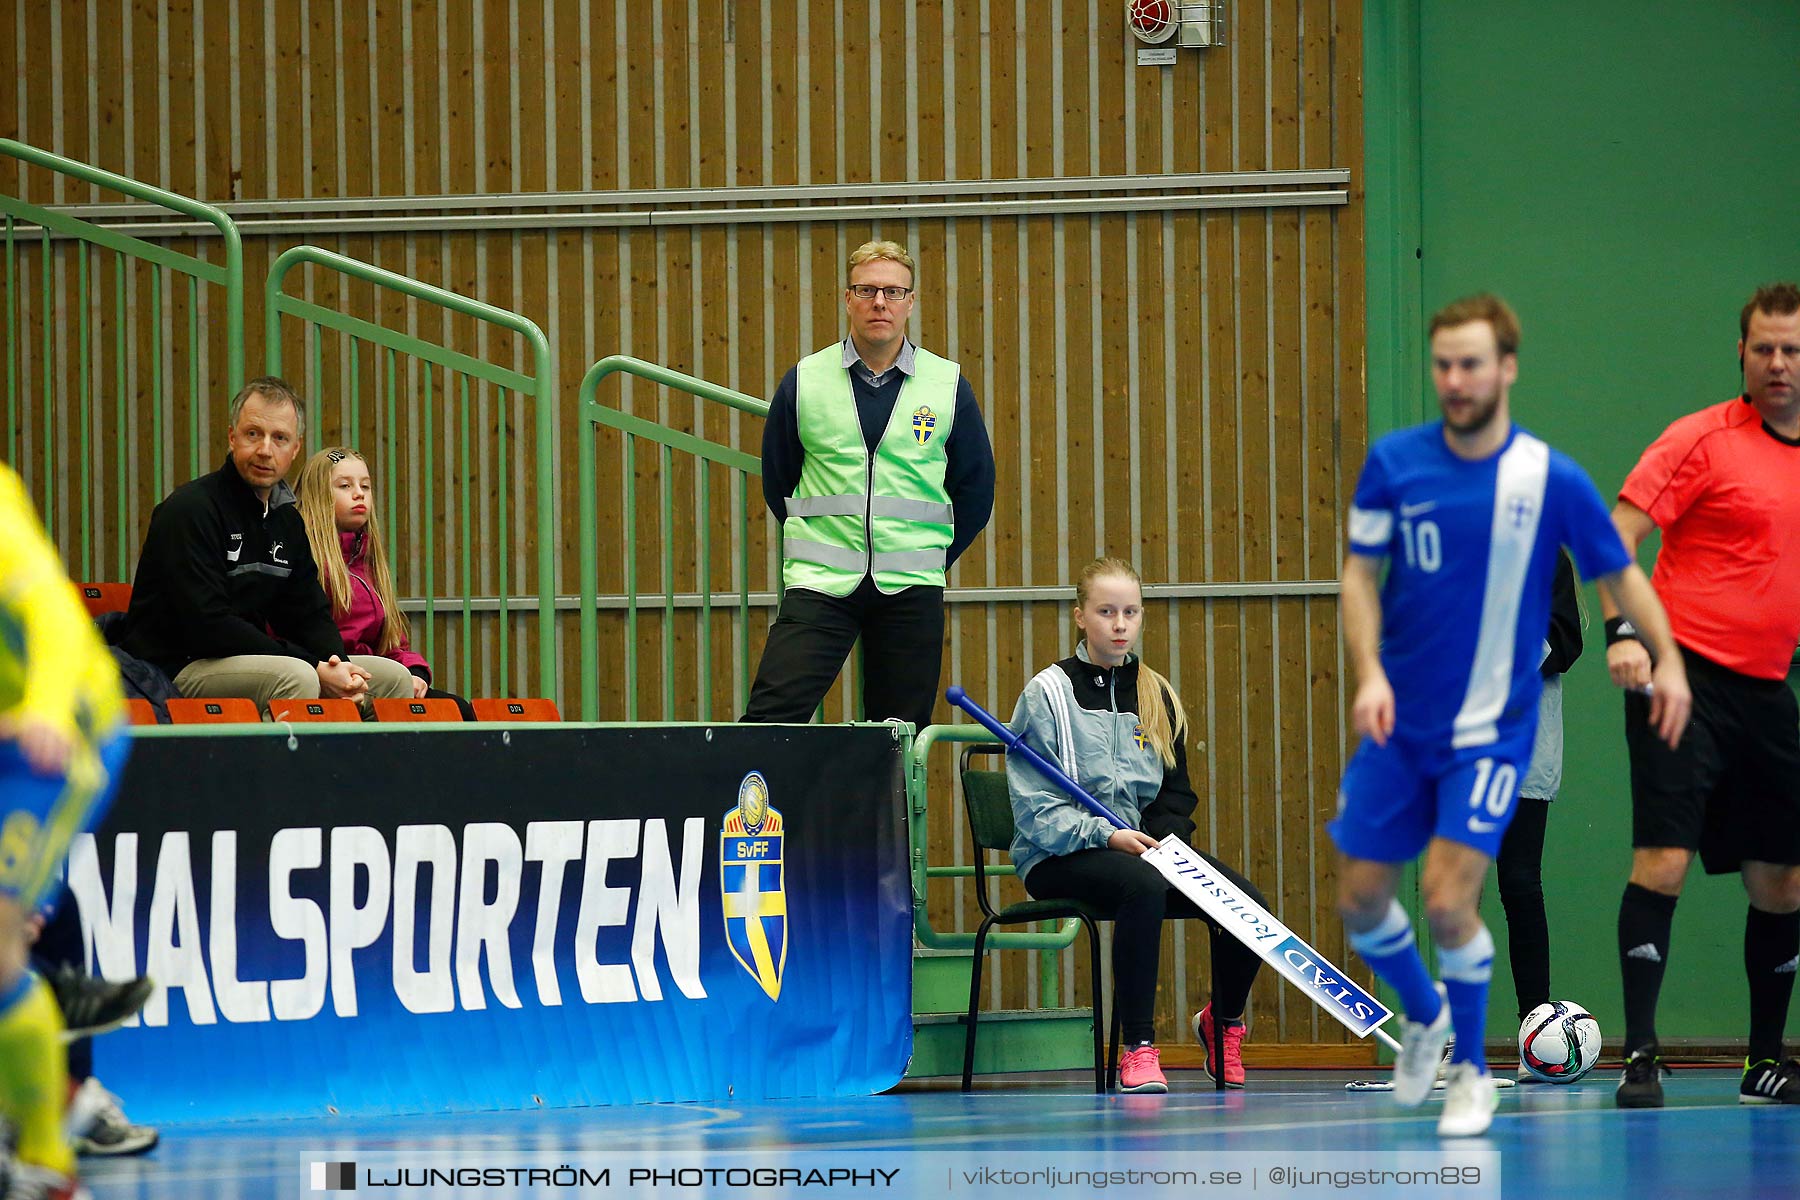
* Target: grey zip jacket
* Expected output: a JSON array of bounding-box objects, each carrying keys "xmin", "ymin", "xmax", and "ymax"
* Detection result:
[{"xmin": 1006, "ymin": 645, "xmax": 1183, "ymax": 882}]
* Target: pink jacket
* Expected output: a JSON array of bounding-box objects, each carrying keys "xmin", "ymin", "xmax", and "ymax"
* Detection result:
[{"xmin": 335, "ymin": 530, "xmax": 431, "ymax": 678}]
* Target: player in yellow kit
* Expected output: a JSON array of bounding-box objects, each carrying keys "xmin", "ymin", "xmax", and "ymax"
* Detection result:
[{"xmin": 0, "ymin": 463, "xmax": 131, "ymax": 1200}]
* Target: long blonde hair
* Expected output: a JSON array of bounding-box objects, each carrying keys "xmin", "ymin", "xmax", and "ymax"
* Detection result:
[
  {"xmin": 296, "ymin": 447, "xmax": 411, "ymax": 655},
  {"xmin": 1075, "ymin": 557, "xmax": 1189, "ymax": 767}
]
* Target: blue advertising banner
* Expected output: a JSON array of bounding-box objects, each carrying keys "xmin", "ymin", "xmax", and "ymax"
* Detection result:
[{"xmin": 61, "ymin": 725, "xmax": 914, "ymax": 1121}]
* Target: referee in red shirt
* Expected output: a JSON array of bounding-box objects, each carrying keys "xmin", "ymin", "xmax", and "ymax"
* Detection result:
[{"xmin": 1603, "ymin": 282, "xmax": 1800, "ymax": 1108}]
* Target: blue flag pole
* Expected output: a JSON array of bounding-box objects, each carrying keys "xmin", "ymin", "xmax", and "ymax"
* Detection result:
[{"xmin": 943, "ymin": 684, "xmax": 1129, "ymax": 830}]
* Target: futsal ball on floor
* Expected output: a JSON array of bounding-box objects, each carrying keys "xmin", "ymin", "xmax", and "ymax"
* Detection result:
[{"xmin": 1519, "ymin": 1001, "xmax": 1602, "ymax": 1083}]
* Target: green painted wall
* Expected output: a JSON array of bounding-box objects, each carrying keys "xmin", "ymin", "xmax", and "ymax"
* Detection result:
[{"xmin": 1369, "ymin": 0, "xmax": 1800, "ymax": 1044}]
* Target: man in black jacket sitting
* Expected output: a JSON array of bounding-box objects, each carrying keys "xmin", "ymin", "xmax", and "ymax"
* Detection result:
[{"xmin": 119, "ymin": 377, "xmax": 404, "ymax": 716}]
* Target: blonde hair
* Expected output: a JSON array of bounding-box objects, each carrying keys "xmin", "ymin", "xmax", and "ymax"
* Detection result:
[
  {"xmin": 847, "ymin": 240, "xmax": 915, "ymax": 284},
  {"xmin": 295, "ymin": 447, "xmax": 411, "ymax": 655},
  {"xmin": 1075, "ymin": 557, "xmax": 1188, "ymax": 767}
]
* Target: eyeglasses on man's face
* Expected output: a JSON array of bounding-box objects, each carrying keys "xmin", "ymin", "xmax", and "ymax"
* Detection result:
[{"xmin": 847, "ymin": 284, "xmax": 914, "ymax": 302}]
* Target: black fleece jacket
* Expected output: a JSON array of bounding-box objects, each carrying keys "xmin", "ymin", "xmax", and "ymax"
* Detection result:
[
  {"xmin": 119, "ymin": 457, "xmax": 346, "ymax": 677},
  {"xmin": 1543, "ymin": 550, "xmax": 1582, "ymax": 677}
]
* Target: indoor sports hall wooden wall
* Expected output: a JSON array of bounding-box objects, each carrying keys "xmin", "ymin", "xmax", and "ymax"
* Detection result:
[{"xmin": 3, "ymin": 1, "xmax": 1368, "ymax": 1051}]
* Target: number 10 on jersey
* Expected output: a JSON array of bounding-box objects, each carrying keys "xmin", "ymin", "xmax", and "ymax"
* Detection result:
[{"xmin": 1399, "ymin": 517, "xmax": 1442, "ymax": 572}]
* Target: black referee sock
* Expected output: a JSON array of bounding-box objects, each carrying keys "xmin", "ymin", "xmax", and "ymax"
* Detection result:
[
  {"xmin": 1619, "ymin": 883, "xmax": 1678, "ymax": 1053},
  {"xmin": 1745, "ymin": 905, "xmax": 1800, "ymax": 1066}
]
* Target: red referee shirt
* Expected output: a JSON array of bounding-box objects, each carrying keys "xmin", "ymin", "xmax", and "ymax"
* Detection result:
[{"xmin": 1620, "ymin": 396, "xmax": 1800, "ymax": 680}]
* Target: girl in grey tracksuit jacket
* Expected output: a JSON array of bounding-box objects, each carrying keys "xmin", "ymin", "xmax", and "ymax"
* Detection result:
[{"xmin": 1005, "ymin": 559, "xmax": 1269, "ymax": 1090}]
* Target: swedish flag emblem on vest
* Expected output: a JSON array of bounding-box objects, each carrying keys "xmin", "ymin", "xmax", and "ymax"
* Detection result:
[
  {"xmin": 1133, "ymin": 724, "xmax": 1149, "ymax": 752},
  {"xmin": 721, "ymin": 771, "xmax": 787, "ymax": 1001},
  {"xmin": 911, "ymin": 405, "xmax": 937, "ymax": 446}
]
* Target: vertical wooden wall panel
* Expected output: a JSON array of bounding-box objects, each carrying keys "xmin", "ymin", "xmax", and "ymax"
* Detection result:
[
  {"xmin": 60, "ymin": 4, "xmax": 91, "ymax": 185},
  {"xmin": 232, "ymin": 2, "xmax": 264, "ymax": 201},
  {"xmin": 19, "ymin": 6, "xmax": 54, "ymax": 175},
  {"xmin": 0, "ymin": 9, "xmax": 17, "ymax": 199},
  {"xmin": 5, "ymin": 0, "xmax": 1369, "ymax": 1047},
  {"xmin": 1266, "ymin": 0, "xmax": 1307, "ymax": 1040}
]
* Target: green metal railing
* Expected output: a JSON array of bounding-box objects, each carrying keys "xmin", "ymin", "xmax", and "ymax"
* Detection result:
[
  {"xmin": 576, "ymin": 356, "xmax": 769, "ymax": 722},
  {"xmin": 1, "ymin": 136, "xmax": 244, "ymax": 580},
  {"xmin": 266, "ymin": 246, "xmax": 557, "ymax": 700},
  {"xmin": 908, "ymin": 722, "xmax": 1075, "ymax": 1000}
]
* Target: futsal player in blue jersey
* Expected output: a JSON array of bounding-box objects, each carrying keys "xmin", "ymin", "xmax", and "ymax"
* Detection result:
[{"xmin": 1331, "ymin": 294, "xmax": 1691, "ymax": 1136}]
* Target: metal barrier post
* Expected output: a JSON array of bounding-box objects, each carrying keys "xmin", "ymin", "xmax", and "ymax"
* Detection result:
[
  {"xmin": 576, "ymin": 355, "xmax": 767, "ymax": 722},
  {"xmin": 266, "ymin": 246, "xmax": 557, "ymax": 700}
]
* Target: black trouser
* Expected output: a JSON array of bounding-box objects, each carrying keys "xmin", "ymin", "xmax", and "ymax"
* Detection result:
[
  {"xmin": 741, "ymin": 579, "xmax": 945, "ymax": 731},
  {"xmin": 1495, "ymin": 796, "xmax": 1551, "ymax": 1021},
  {"xmin": 31, "ymin": 895, "xmax": 92, "ymax": 1083},
  {"xmin": 426, "ymin": 687, "xmax": 476, "ymax": 722},
  {"xmin": 1024, "ymin": 846, "xmax": 1267, "ymax": 1046}
]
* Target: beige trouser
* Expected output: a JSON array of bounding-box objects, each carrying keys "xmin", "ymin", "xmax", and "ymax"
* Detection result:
[{"xmin": 174, "ymin": 653, "xmax": 415, "ymax": 719}]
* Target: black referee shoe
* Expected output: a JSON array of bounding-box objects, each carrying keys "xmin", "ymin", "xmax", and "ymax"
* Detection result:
[
  {"xmin": 1615, "ymin": 1045, "xmax": 1668, "ymax": 1109},
  {"xmin": 1739, "ymin": 1058, "xmax": 1800, "ymax": 1105},
  {"xmin": 45, "ymin": 966, "xmax": 155, "ymax": 1041}
]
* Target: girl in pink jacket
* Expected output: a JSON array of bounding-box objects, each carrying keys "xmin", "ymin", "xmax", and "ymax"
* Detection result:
[{"xmin": 297, "ymin": 448, "xmax": 474, "ymax": 719}]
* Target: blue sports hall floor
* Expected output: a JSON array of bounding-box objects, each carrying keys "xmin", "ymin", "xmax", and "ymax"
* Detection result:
[{"xmin": 83, "ymin": 1066, "xmax": 1798, "ymax": 1199}]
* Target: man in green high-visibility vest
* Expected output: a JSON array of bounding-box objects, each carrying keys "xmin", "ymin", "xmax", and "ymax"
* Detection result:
[{"xmin": 742, "ymin": 240, "xmax": 995, "ymax": 732}]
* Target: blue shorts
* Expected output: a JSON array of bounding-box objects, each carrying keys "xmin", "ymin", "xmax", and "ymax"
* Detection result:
[
  {"xmin": 1329, "ymin": 728, "xmax": 1534, "ymax": 863},
  {"xmin": 0, "ymin": 727, "xmax": 131, "ymax": 912}
]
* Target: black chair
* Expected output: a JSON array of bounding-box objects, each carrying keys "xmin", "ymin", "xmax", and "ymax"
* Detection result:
[{"xmin": 958, "ymin": 744, "xmax": 1119, "ymax": 1092}]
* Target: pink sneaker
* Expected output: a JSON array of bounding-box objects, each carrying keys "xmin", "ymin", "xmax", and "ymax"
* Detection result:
[
  {"xmin": 1118, "ymin": 1044, "xmax": 1168, "ymax": 1094},
  {"xmin": 1193, "ymin": 1004, "xmax": 1247, "ymax": 1088}
]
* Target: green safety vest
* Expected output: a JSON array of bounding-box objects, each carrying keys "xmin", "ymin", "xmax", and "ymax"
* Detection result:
[{"xmin": 781, "ymin": 344, "xmax": 960, "ymax": 596}]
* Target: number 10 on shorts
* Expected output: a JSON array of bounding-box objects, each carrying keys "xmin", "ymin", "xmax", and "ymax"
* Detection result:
[{"xmin": 1465, "ymin": 758, "xmax": 1516, "ymax": 835}]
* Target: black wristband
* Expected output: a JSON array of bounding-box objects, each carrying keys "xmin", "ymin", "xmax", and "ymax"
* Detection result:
[{"xmin": 1605, "ymin": 616, "xmax": 1641, "ymax": 646}]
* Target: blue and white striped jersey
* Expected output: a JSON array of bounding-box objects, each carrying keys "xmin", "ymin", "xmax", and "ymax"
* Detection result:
[{"xmin": 1348, "ymin": 423, "xmax": 1628, "ymax": 750}]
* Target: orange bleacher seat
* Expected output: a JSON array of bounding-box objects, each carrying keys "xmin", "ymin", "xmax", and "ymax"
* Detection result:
[
  {"xmin": 166, "ymin": 697, "xmax": 262, "ymax": 725},
  {"xmin": 125, "ymin": 698, "xmax": 159, "ymax": 726},
  {"xmin": 471, "ymin": 698, "xmax": 561, "ymax": 722},
  {"xmin": 372, "ymin": 697, "xmax": 464, "ymax": 723},
  {"xmin": 269, "ymin": 698, "xmax": 361, "ymax": 723},
  {"xmin": 77, "ymin": 582, "xmax": 132, "ymax": 618}
]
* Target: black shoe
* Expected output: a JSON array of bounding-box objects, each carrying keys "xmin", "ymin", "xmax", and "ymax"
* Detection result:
[
  {"xmin": 1739, "ymin": 1058, "xmax": 1800, "ymax": 1105},
  {"xmin": 1615, "ymin": 1045, "xmax": 1669, "ymax": 1109},
  {"xmin": 45, "ymin": 967, "xmax": 155, "ymax": 1041}
]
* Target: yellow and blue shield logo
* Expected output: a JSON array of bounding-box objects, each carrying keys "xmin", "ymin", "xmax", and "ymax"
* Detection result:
[
  {"xmin": 911, "ymin": 405, "xmax": 937, "ymax": 446},
  {"xmin": 721, "ymin": 771, "xmax": 787, "ymax": 1001},
  {"xmin": 1133, "ymin": 724, "xmax": 1149, "ymax": 752}
]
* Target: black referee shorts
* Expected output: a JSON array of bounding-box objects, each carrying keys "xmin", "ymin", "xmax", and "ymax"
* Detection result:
[{"xmin": 1625, "ymin": 646, "xmax": 1800, "ymax": 873}]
